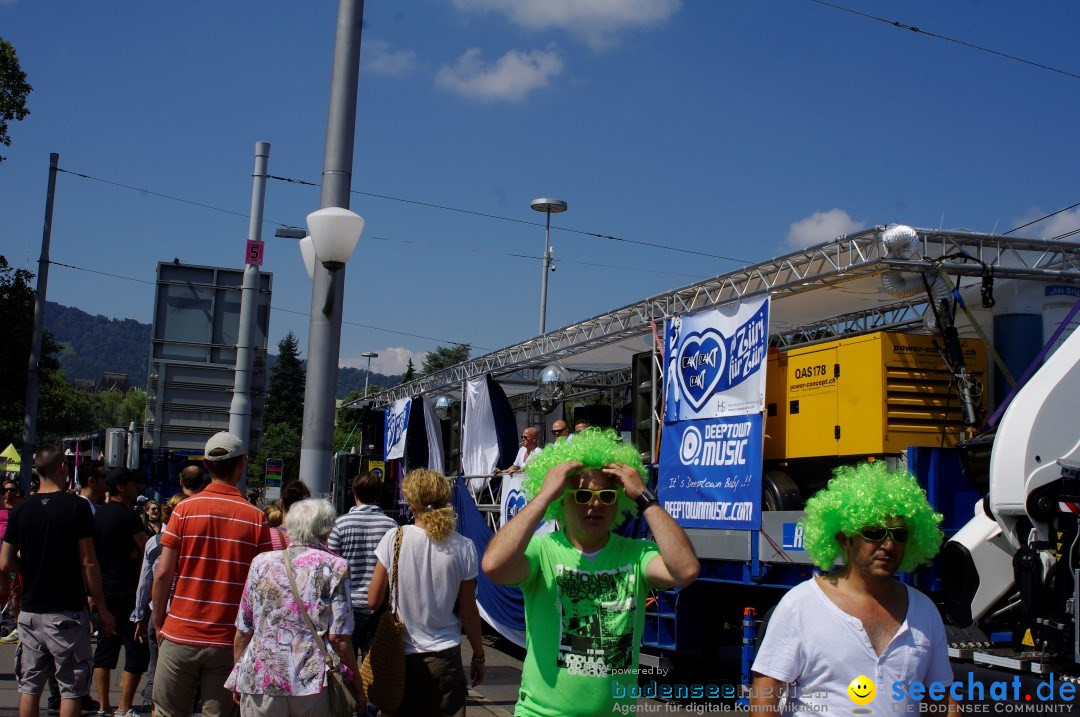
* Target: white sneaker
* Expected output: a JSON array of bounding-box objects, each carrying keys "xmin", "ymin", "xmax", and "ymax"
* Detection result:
[{"xmin": 0, "ymin": 628, "xmax": 18, "ymax": 644}]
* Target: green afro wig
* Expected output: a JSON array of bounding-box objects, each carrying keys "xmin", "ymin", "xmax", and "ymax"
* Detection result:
[
  {"xmin": 800, "ymin": 462, "xmax": 943, "ymax": 573},
  {"xmin": 522, "ymin": 428, "xmax": 644, "ymax": 527}
]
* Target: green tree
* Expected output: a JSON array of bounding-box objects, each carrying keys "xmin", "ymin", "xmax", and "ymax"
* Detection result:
[
  {"xmin": 0, "ymin": 38, "xmax": 32, "ymax": 164},
  {"xmin": 94, "ymin": 389, "xmax": 146, "ymax": 428},
  {"xmin": 335, "ymin": 390, "xmax": 364, "ymax": 454},
  {"xmin": 420, "ymin": 344, "xmax": 471, "ymax": 375},
  {"xmin": 250, "ymin": 421, "xmax": 301, "ymax": 486},
  {"xmin": 0, "ymin": 256, "xmax": 75, "ymax": 445},
  {"xmin": 264, "ymin": 332, "xmax": 305, "ymax": 434},
  {"xmin": 402, "ymin": 358, "xmax": 416, "ymax": 383}
]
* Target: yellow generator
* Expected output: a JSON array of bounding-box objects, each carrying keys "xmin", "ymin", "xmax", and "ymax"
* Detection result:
[{"xmin": 764, "ymin": 331, "xmax": 987, "ymax": 462}]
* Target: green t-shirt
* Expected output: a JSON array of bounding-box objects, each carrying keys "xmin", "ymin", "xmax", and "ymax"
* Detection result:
[{"xmin": 514, "ymin": 530, "xmax": 660, "ymax": 717}]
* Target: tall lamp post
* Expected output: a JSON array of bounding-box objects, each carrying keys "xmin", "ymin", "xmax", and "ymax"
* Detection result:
[
  {"xmin": 299, "ymin": 0, "xmax": 366, "ymax": 497},
  {"xmin": 361, "ymin": 351, "xmax": 378, "ymax": 397},
  {"xmin": 531, "ymin": 198, "xmax": 567, "ymax": 335}
]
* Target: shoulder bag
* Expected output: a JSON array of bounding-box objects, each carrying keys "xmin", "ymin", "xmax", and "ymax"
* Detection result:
[
  {"xmin": 359, "ymin": 526, "xmax": 406, "ymax": 711},
  {"xmin": 284, "ymin": 547, "xmax": 359, "ymax": 717}
]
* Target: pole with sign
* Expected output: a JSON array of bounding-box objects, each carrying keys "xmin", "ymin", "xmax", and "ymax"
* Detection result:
[{"xmin": 265, "ymin": 458, "xmax": 283, "ymax": 503}]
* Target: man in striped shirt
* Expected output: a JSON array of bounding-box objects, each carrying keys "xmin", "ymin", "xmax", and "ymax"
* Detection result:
[
  {"xmin": 328, "ymin": 470, "xmax": 397, "ymax": 657},
  {"xmin": 150, "ymin": 432, "xmax": 272, "ymax": 717}
]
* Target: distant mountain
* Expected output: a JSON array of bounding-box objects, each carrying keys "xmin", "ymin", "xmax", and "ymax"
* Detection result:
[
  {"xmin": 44, "ymin": 302, "xmax": 401, "ymax": 397},
  {"xmin": 45, "ymin": 302, "xmax": 151, "ymax": 388}
]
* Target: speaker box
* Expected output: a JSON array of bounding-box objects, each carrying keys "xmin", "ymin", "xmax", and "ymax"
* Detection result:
[
  {"xmin": 631, "ymin": 350, "xmax": 661, "ymax": 460},
  {"xmin": 573, "ymin": 404, "xmax": 613, "ymax": 430}
]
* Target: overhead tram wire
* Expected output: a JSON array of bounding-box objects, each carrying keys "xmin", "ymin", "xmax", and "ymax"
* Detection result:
[
  {"xmin": 1004, "ymin": 200, "xmax": 1080, "ymax": 236},
  {"xmin": 364, "ymin": 235, "xmax": 711, "ymax": 280},
  {"xmin": 808, "ymin": 0, "xmax": 1080, "ymax": 82},
  {"xmin": 266, "ymin": 174, "xmax": 752, "ymax": 265},
  {"xmin": 45, "ymin": 260, "xmax": 480, "ymax": 349},
  {"xmin": 56, "ymin": 167, "xmax": 295, "ymax": 228},
  {"xmin": 51, "ymin": 166, "xmax": 748, "ymax": 267}
]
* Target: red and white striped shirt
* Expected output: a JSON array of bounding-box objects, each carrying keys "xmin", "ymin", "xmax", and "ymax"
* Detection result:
[{"xmin": 159, "ymin": 482, "xmax": 272, "ymax": 648}]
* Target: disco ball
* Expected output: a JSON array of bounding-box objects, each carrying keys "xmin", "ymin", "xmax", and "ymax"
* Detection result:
[
  {"xmin": 538, "ymin": 364, "xmax": 573, "ymax": 398},
  {"xmin": 433, "ymin": 394, "xmax": 455, "ymax": 421},
  {"xmin": 531, "ymin": 391, "xmax": 558, "ymax": 415}
]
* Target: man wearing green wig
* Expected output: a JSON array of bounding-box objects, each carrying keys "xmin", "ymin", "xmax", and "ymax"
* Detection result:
[
  {"xmin": 483, "ymin": 429, "xmax": 699, "ymax": 716},
  {"xmin": 751, "ymin": 462, "xmax": 957, "ymax": 714}
]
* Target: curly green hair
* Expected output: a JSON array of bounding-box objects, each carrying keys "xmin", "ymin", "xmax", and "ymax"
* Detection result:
[
  {"xmin": 522, "ymin": 428, "xmax": 644, "ymax": 527},
  {"xmin": 800, "ymin": 461, "xmax": 943, "ymax": 573}
]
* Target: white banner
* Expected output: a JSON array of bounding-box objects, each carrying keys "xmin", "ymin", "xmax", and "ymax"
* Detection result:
[
  {"xmin": 384, "ymin": 398, "xmax": 411, "ymax": 461},
  {"xmin": 462, "ymin": 377, "xmax": 500, "ymax": 476},
  {"xmin": 663, "ymin": 296, "xmax": 770, "ymax": 422},
  {"xmin": 422, "ymin": 395, "xmax": 445, "ymax": 474}
]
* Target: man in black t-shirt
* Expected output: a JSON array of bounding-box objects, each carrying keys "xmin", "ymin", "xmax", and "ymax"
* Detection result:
[
  {"xmin": 0, "ymin": 445, "xmax": 115, "ymax": 717},
  {"xmin": 93, "ymin": 468, "xmax": 150, "ymax": 716}
]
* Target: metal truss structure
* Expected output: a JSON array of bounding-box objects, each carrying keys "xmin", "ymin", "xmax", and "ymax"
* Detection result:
[{"xmin": 361, "ymin": 227, "xmax": 1080, "ymax": 407}]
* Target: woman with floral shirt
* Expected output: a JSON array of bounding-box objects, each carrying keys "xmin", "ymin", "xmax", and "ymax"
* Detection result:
[{"xmin": 226, "ymin": 499, "xmax": 365, "ymax": 715}]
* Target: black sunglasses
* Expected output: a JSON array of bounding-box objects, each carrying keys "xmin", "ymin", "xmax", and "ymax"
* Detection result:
[
  {"xmin": 857, "ymin": 526, "xmax": 909, "ymax": 544},
  {"xmin": 565, "ymin": 488, "xmax": 619, "ymax": 505},
  {"xmin": 552, "ymin": 428, "xmax": 568, "ymax": 435}
]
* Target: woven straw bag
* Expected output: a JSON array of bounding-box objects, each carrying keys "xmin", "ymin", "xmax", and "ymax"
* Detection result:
[{"xmin": 360, "ymin": 526, "xmax": 406, "ymax": 711}]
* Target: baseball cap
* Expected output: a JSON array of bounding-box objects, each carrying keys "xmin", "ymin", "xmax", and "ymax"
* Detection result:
[
  {"xmin": 105, "ymin": 467, "xmax": 132, "ymax": 493},
  {"xmin": 204, "ymin": 432, "xmax": 245, "ymax": 462},
  {"xmin": 136, "ymin": 495, "xmax": 149, "ymax": 505}
]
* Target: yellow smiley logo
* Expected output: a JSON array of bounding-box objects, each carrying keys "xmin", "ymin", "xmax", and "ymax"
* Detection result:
[{"xmin": 847, "ymin": 675, "xmax": 876, "ymax": 705}]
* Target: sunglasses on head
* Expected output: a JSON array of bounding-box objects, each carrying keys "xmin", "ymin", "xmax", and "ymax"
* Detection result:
[
  {"xmin": 857, "ymin": 525, "xmax": 908, "ymax": 544},
  {"xmin": 565, "ymin": 488, "xmax": 619, "ymax": 505}
]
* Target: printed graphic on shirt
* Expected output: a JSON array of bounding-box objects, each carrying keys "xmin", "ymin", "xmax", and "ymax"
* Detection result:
[{"xmin": 554, "ymin": 563, "xmax": 637, "ymax": 677}]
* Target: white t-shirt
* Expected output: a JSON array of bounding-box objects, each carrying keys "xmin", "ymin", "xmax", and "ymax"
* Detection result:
[
  {"xmin": 512, "ymin": 445, "xmax": 539, "ymax": 469},
  {"xmin": 374, "ymin": 524, "xmax": 478, "ymax": 655},
  {"xmin": 752, "ymin": 578, "xmax": 953, "ymax": 715}
]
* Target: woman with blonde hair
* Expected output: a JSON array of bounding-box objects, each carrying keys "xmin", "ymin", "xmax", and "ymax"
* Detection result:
[{"xmin": 368, "ymin": 470, "xmax": 485, "ymax": 716}]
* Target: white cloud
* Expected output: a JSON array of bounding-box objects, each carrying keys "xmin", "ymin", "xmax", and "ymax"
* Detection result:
[
  {"xmin": 1011, "ymin": 206, "xmax": 1080, "ymax": 240},
  {"xmin": 436, "ymin": 47, "xmax": 563, "ymax": 103},
  {"xmin": 341, "ymin": 347, "xmax": 422, "ymax": 376},
  {"xmin": 785, "ymin": 209, "xmax": 867, "ymax": 249},
  {"xmin": 452, "ymin": 0, "xmax": 680, "ymax": 49},
  {"xmin": 364, "ymin": 39, "xmax": 418, "ymax": 77}
]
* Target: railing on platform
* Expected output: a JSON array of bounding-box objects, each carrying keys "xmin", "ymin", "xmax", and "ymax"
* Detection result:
[{"xmin": 460, "ymin": 473, "xmax": 505, "ymax": 531}]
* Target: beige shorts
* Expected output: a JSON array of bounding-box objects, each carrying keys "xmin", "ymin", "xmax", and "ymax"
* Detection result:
[
  {"xmin": 153, "ymin": 638, "xmax": 236, "ymax": 717},
  {"xmin": 14, "ymin": 609, "xmax": 93, "ymax": 698}
]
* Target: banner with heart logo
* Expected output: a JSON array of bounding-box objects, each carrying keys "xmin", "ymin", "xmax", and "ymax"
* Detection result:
[
  {"xmin": 500, "ymin": 474, "xmax": 555, "ymax": 535},
  {"xmin": 663, "ymin": 296, "xmax": 769, "ymax": 422}
]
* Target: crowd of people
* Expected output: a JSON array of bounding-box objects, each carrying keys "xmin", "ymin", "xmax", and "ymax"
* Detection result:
[{"xmin": 0, "ymin": 422, "xmax": 957, "ymax": 716}]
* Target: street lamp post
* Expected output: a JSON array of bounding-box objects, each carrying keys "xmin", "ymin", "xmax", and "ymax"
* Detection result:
[
  {"xmin": 299, "ymin": 0, "xmax": 366, "ymax": 497},
  {"xmin": 361, "ymin": 351, "xmax": 378, "ymax": 397},
  {"xmin": 530, "ymin": 198, "xmax": 567, "ymax": 335}
]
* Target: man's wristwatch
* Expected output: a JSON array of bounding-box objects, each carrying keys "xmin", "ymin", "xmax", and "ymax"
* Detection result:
[{"xmin": 635, "ymin": 488, "xmax": 659, "ymax": 512}]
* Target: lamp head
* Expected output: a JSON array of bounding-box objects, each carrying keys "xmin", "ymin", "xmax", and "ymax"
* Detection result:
[{"xmin": 306, "ymin": 207, "xmax": 365, "ymax": 269}]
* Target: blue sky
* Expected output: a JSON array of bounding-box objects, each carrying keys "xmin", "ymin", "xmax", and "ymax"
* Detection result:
[{"xmin": 3, "ymin": 1, "xmax": 1079, "ymax": 376}]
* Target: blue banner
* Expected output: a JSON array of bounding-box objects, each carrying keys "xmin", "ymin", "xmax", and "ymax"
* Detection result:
[
  {"xmin": 384, "ymin": 398, "xmax": 411, "ymax": 461},
  {"xmin": 658, "ymin": 408, "xmax": 763, "ymax": 530}
]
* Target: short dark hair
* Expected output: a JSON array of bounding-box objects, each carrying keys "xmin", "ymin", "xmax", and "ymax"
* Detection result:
[
  {"xmin": 33, "ymin": 446, "xmax": 65, "ymax": 477},
  {"xmin": 205, "ymin": 454, "xmax": 243, "ymax": 479},
  {"xmin": 79, "ymin": 460, "xmax": 105, "ymax": 489},
  {"xmin": 281, "ymin": 480, "xmax": 311, "ymax": 511},
  {"xmin": 352, "ymin": 471, "xmax": 381, "ymax": 504}
]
